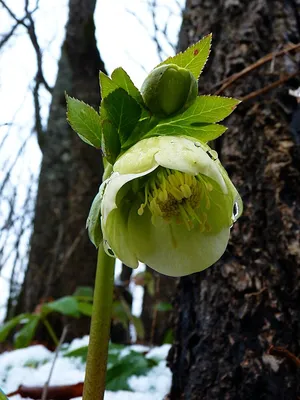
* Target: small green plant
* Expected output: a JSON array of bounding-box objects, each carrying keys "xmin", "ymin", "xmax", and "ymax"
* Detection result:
[
  {"xmin": 63, "ymin": 343, "xmax": 158, "ymax": 392},
  {"xmin": 0, "ymin": 286, "xmax": 143, "ymax": 348}
]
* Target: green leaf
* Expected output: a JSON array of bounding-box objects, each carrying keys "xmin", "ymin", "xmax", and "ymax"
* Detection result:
[
  {"xmin": 132, "ymin": 316, "xmax": 144, "ymax": 339},
  {"xmin": 158, "ymin": 34, "xmax": 212, "ymax": 79},
  {"xmin": 144, "ymin": 271, "xmax": 155, "ymax": 296},
  {"xmin": 143, "ymin": 95, "xmax": 239, "ymax": 142},
  {"xmin": 145, "ymin": 122, "xmax": 226, "ymax": 142},
  {"xmin": 122, "ymin": 117, "xmax": 159, "ymax": 150},
  {"xmin": 155, "ymin": 302, "xmax": 173, "ymax": 312},
  {"xmin": 77, "ymin": 302, "xmax": 93, "ymax": 316},
  {"xmin": 111, "ymin": 67, "xmax": 144, "ymax": 105},
  {"xmin": 14, "ymin": 315, "xmax": 40, "ymax": 349},
  {"xmin": 43, "ymin": 296, "xmax": 80, "ymax": 318},
  {"xmin": 0, "ymin": 387, "xmax": 8, "ymax": 400},
  {"xmin": 73, "ymin": 286, "xmax": 94, "ymax": 299},
  {"xmin": 106, "ymin": 351, "xmax": 151, "ymax": 391},
  {"xmin": 112, "ymin": 301, "xmax": 128, "ymax": 329},
  {"xmin": 163, "ymin": 328, "xmax": 174, "ymax": 344},
  {"xmin": 101, "ymin": 118, "xmax": 121, "ymax": 164},
  {"xmin": 0, "ymin": 313, "xmax": 30, "ymax": 342},
  {"xmin": 186, "ymin": 95, "xmax": 240, "ymax": 123},
  {"xmin": 103, "ymin": 88, "xmax": 141, "ymax": 146},
  {"xmin": 63, "ymin": 345, "xmax": 88, "ymax": 361},
  {"xmin": 66, "ymin": 95, "xmax": 102, "ymax": 148},
  {"xmin": 99, "ymin": 71, "xmax": 119, "ymax": 100}
]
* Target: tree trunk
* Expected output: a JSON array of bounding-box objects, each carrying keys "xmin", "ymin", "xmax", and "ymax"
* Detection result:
[
  {"xmin": 16, "ymin": 0, "xmax": 105, "ymax": 339},
  {"xmin": 169, "ymin": 1, "xmax": 300, "ymax": 399},
  {"xmin": 141, "ymin": 268, "xmax": 176, "ymax": 345}
]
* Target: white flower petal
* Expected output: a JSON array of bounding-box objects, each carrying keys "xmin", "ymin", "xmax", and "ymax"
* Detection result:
[
  {"xmin": 101, "ymin": 167, "xmax": 157, "ymax": 225},
  {"xmin": 128, "ymin": 205, "xmax": 230, "ymax": 277},
  {"xmin": 153, "ymin": 136, "xmax": 227, "ymax": 193}
]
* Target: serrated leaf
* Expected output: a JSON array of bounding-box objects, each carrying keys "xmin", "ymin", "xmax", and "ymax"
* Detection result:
[
  {"xmin": 43, "ymin": 296, "xmax": 80, "ymax": 318},
  {"xmin": 103, "ymin": 88, "xmax": 141, "ymax": 146},
  {"xmin": 111, "ymin": 67, "xmax": 144, "ymax": 104},
  {"xmin": 158, "ymin": 34, "xmax": 212, "ymax": 79},
  {"xmin": 77, "ymin": 302, "xmax": 93, "ymax": 316},
  {"xmin": 86, "ymin": 190, "xmax": 103, "ymax": 248},
  {"xmin": 146, "ymin": 121, "xmax": 226, "ymax": 142},
  {"xmin": 188, "ymin": 95, "xmax": 240, "ymax": 123},
  {"xmin": 143, "ymin": 94, "xmax": 239, "ymax": 142},
  {"xmin": 0, "ymin": 313, "xmax": 31, "ymax": 342},
  {"xmin": 99, "ymin": 71, "xmax": 119, "ymax": 100},
  {"xmin": 101, "ymin": 119, "xmax": 121, "ymax": 164},
  {"xmin": 14, "ymin": 315, "xmax": 40, "ymax": 349},
  {"xmin": 66, "ymin": 95, "xmax": 102, "ymax": 148}
]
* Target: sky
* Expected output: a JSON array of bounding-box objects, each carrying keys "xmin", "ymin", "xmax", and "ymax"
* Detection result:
[{"xmin": 0, "ymin": 0, "xmax": 184, "ymax": 321}]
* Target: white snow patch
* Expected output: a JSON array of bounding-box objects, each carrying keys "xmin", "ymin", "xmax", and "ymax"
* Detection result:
[
  {"xmin": 0, "ymin": 338, "xmax": 172, "ymax": 400},
  {"xmin": 65, "ymin": 335, "xmax": 89, "ymax": 352},
  {"xmin": 128, "ymin": 361, "xmax": 171, "ymax": 395},
  {"xmin": 146, "ymin": 344, "xmax": 171, "ymax": 360}
]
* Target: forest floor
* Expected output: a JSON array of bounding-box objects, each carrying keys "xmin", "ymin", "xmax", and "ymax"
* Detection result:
[{"xmin": 0, "ymin": 336, "xmax": 171, "ymax": 399}]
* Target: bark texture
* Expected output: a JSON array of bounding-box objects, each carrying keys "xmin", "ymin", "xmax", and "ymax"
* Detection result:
[
  {"xmin": 169, "ymin": 0, "xmax": 300, "ymax": 399},
  {"xmin": 141, "ymin": 268, "xmax": 176, "ymax": 345},
  {"xmin": 16, "ymin": 0, "xmax": 105, "ymax": 338}
]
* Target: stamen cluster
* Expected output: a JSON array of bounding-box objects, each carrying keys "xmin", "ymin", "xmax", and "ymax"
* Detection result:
[{"xmin": 138, "ymin": 168, "xmax": 213, "ymax": 231}]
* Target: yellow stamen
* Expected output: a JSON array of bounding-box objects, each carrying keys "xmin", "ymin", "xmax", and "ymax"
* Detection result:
[{"xmin": 138, "ymin": 168, "xmax": 214, "ymax": 231}]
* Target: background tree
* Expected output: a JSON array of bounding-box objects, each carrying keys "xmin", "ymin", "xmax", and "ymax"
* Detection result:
[
  {"xmin": 168, "ymin": 0, "xmax": 300, "ymax": 398},
  {"xmin": 1, "ymin": 0, "xmax": 184, "ymax": 343},
  {"xmin": 15, "ymin": 0, "xmax": 105, "ymax": 338}
]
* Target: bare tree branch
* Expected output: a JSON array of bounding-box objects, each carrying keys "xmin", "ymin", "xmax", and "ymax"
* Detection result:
[{"xmin": 0, "ymin": 0, "xmax": 53, "ymax": 150}]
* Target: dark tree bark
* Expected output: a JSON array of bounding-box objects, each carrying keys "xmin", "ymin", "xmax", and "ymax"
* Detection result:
[
  {"xmin": 141, "ymin": 268, "xmax": 176, "ymax": 345},
  {"xmin": 169, "ymin": 1, "xmax": 300, "ymax": 399},
  {"xmin": 16, "ymin": 0, "xmax": 105, "ymax": 338}
]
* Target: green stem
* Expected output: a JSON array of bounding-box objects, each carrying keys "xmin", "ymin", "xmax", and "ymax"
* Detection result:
[
  {"xmin": 43, "ymin": 318, "xmax": 59, "ymax": 347},
  {"xmin": 83, "ymin": 243, "xmax": 115, "ymax": 400},
  {"xmin": 43, "ymin": 318, "xmax": 59, "ymax": 346}
]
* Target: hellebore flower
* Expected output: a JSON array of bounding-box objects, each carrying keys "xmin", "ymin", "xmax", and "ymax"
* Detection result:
[{"xmin": 93, "ymin": 136, "xmax": 242, "ymax": 277}]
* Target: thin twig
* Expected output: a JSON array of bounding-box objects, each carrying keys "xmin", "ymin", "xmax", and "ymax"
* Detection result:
[
  {"xmin": 268, "ymin": 345, "xmax": 300, "ymax": 368},
  {"xmin": 41, "ymin": 325, "xmax": 68, "ymax": 400},
  {"xmin": 214, "ymin": 42, "xmax": 300, "ymax": 95},
  {"xmin": 0, "ymin": 18, "xmax": 26, "ymax": 49},
  {"xmin": 241, "ymin": 71, "xmax": 299, "ymax": 102}
]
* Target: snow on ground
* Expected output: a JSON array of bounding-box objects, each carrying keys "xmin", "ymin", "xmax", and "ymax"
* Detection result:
[{"xmin": 0, "ymin": 337, "xmax": 171, "ymax": 400}]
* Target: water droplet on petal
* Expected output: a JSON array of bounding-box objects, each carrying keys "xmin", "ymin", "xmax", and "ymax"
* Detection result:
[
  {"xmin": 232, "ymin": 202, "xmax": 239, "ymax": 220},
  {"xmin": 103, "ymin": 240, "xmax": 115, "ymax": 257},
  {"xmin": 232, "ymin": 194, "xmax": 243, "ymax": 224},
  {"xmin": 206, "ymin": 150, "xmax": 218, "ymax": 161},
  {"xmin": 194, "ymin": 142, "xmax": 201, "ymax": 147}
]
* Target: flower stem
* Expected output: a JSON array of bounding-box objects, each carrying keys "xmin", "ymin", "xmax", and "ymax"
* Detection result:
[{"xmin": 83, "ymin": 243, "xmax": 115, "ymax": 400}]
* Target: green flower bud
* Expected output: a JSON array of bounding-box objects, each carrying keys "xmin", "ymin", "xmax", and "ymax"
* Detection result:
[
  {"xmin": 141, "ymin": 64, "xmax": 198, "ymax": 116},
  {"xmin": 88, "ymin": 136, "xmax": 243, "ymax": 277}
]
